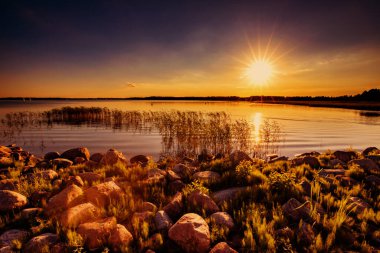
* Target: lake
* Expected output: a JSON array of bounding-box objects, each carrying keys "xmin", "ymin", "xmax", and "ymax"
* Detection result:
[{"xmin": 0, "ymin": 100, "xmax": 379, "ymax": 159}]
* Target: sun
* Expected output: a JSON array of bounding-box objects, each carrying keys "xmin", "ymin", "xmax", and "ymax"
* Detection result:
[{"xmin": 243, "ymin": 59, "xmax": 274, "ymax": 85}]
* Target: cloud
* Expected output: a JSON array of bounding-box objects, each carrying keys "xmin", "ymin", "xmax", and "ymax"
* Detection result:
[{"xmin": 122, "ymin": 82, "xmax": 136, "ymax": 88}]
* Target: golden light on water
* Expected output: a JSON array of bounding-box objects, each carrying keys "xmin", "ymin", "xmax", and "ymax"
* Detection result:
[{"xmin": 252, "ymin": 112, "xmax": 262, "ymax": 142}]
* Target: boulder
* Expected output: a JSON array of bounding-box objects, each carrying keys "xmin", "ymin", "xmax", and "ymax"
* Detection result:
[
  {"xmin": 61, "ymin": 147, "xmax": 90, "ymax": 162},
  {"xmin": 0, "ymin": 179, "xmax": 17, "ymax": 191},
  {"xmin": 209, "ymin": 242, "xmax": 238, "ymax": 253},
  {"xmin": 74, "ymin": 157, "xmax": 86, "ymax": 164},
  {"xmin": 23, "ymin": 233, "xmax": 59, "ymax": 253},
  {"xmin": 77, "ymin": 217, "xmax": 117, "ymax": 250},
  {"xmin": 130, "ymin": 155, "xmax": 149, "ymax": 166},
  {"xmin": 348, "ymin": 159, "xmax": 379, "ymax": 172},
  {"xmin": 44, "ymin": 152, "xmax": 60, "ymax": 161},
  {"xmin": 21, "ymin": 208, "xmax": 43, "ymax": 220},
  {"xmin": 333, "ymin": 150, "xmax": 356, "ymax": 163},
  {"xmin": 108, "ymin": 224, "xmax": 133, "ymax": 252},
  {"xmin": 192, "ymin": 171, "xmax": 221, "ymax": 185},
  {"xmin": 45, "ymin": 184, "xmax": 84, "ymax": 217},
  {"xmin": 52, "ymin": 158, "xmax": 73, "ymax": 169},
  {"xmin": 187, "ymin": 190, "xmax": 219, "ymax": 215},
  {"xmin": 33, "ymin": 169, "xmax": 58, "ymax": 181},
  {"xmin": 362, "ymin": 147, "xmax": 379, "ymax": 156},
  {"xmin": 65, "ymin": 175, "xmax": 84, "ymax": 187},
  {"xmin": 59, "ymin": 202, "xmax": 102, "ymax": 228},
  {"xmin": 0, "ymin": 229, "xmax": 29, "ymax": 248},
  {"xmin": 84, "ymin": 181, "xmax": 123, "ymax": 208},
  {"xmin": 212, "ymin": 187, "xmax": 247, "ymax": 205},
  {"xmin": 282, "ymin": 198, "xmax": 311, "ymax": 221},
  {"xmin": 209, "ymin": 212, "xmax": 235, "ymax": 230},
  {"xmin": 78, "ymin": 172, "xmax": 103, "ymax": 186},
  {"xmin": 329, "ymin": 159, "xmax": 345, "ymax": 167},
  {"xmin": 293, "ymin": 156, "xmax": 320, "ymax": 168},
  {"xmin": 168, "ymin": 180, "xmax": 186, "ymax": 194},
  {"xmin": 229, "ymin": 151, "xmax": 253, "ymax": 166},
  {"xmin": 163, "ymin": 192, "xmax": 183, "ymax": 219},
  {"xmin": 155, "ymin": 210, "xmax": 173, "ymax": 232},
  {"xmin": 0, "ymin": 190, "xmax": 27, "ymax": 212},
  {"xmin": 90, "ymin": 153, "xmax": 104, "ymax": 163},
  {"xmin": 168, "ymin": 213, "xmax": 210, "ymax": 253},
  {"xmin": 172, "ymin": 164, "xmax": 197, "ymax": 179},
  {"xmin": 100, "ymin": 149, "xmax": 128, "ymax": 166},
  {"xmin": 167, "ymin": 170, "xmax": 181, "ymax": 181}
]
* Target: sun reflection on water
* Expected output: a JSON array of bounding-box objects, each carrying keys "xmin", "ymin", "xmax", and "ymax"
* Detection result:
[{"xmin": 252, "ymin": 112, "xmax": 262, "ymax": 143}]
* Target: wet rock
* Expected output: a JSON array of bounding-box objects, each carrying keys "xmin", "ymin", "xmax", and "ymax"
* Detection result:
[
  {"xmin": 333, "ymin": 150, "xmax": 356, "ymax": 163},
  {"xmin": 362, "ymin": 147, "xmax": 379, "ymax": 156},
  {"xmin": 0, "ymin": 229, "xmax": 29, "ymax": 248},
  {"xmin": 84, "ymin": 181, "xmax": 123, "ymax": 208},
  {"xmin": 210, "ymin": 212, "xmax": 235, "ymax": 230},
  {"xmin": 90, "ymin": 153, "xmax": 104, "ymax": 163},
  {"xmin": 52, "ymin": 158, "xmax": 73, "ymax": 169},
  {"xmin": 168, "ymin": 213, "xmax": 210, "ymax": 253},
  {"xmin": 209, "ymin": 242, "xmax": 238, "ymax": 253},
  {"xmin": 0, "ymin": 190, "xmax": 27, "ymax": 212},
  {"xmin": 282, "ymin": 198, "xmax": 311, "ymax": 221},
  {"xmin": 78, "ymin": 172, "xmax": 103, "ymax": 186},
  {"xmin": 45, "ymin": 184, "xmax": 84, "ymax": 217},
  {"xmin": 24, "ymin": 233, "xmax": 59, "ymax": 253},
  {"xmin": 348, "ymin": 158, "xmax": 379, "ymax": 172},
  {"xmin": 229, "ymin": 151, "xmax": 253, "ymax": 166},
  {"xmin": 212, "ymin": 187, "xmax": 247, "ymax": 205},
  {"xmin": 293, "ymin": 156, "xmax": 320, "ymax": 168},
  {"xmin": 0, "ymin": 157, "xmax": 13, "ymax": 169},
  {"xmin": 163, "ymin": 192, "xmax": 183, "ymax": 219},
  {"xmin": 77, "ymin": 217, "xmax": 117, "ymax": 250},
  {"xmin": 108, "ymin": 224, "xmax": 134, "ymax": 252},
  {"xmin": 187, "ymin": 190, "xmax": 219, "ymax": 215},
  {"xmin": 61, "ymin": 147, "xmax": 90, "ymax": 162},
  {"xmin": 59, "ymin": 202, "xmax": 102, "ymax": 228},
  {"xmin": 168, "ymin": 180, "xmax": 186, "ymax": 194},
  {"xmin": 130, "ymin": 155, "xmax": 149, "ymax": 166},
  {"xmin": 44, "ymin": 152, "xmax": 60, "ymax": 161},
  {"xmin": 192, "ymin": 171, "xmax": 221, "ymax": 185},
  {"xmin": 347, "ymin": 197, "xmax": 370, "ymax": 215},
  {"xmin": 155, "ymin": 210, "xmax": 173, "ymax": 232},
  {"xmin": 100, "ymin": 149, "xmax": 128, "ymax": 166}
]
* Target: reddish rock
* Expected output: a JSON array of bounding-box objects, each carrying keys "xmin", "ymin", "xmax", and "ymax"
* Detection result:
[
  {"xmin": 293, "ymin": 156, "xmax": 320, "ymax": 168},
  {"xmin": 333, "ymin": 150, "xmax": 356, "ymax": 163},
  {"xmin": 33, "ymin": 169, "xmax": 58, "ymax": 181},
  {"xmin": 84, "ymin": 181, "xmax": 123, "ymax": 208},
  {"xmin": 0, "ymin": 157, "xmax": 13, "ymax": 169},
  {"xmin": 168, "ymin": 213, "xmax": 210, "ymax": 253},
  {"xmin": 52, "ymin": 158, "xmax": 73, "ymax": 168},
  {"xmin": 212, "ymin": 187, "xmax": 247, "ymax": 205},
  {"xmin": 78, "ymin": 172, "xmax": 103, "ymax": 186},
  {"xmin": 0, "ymin": 190, "xmax": 27, "ymax": 212},
  {"xmin": 77, "ymin": 217, "xmax": 117, "ymax": 250},
  {"xmin": 24, "ymin": 233, "xmax": 59, "ymax": 253},
  {"xmin": 167, "ymin": 170, "xmax": 181, "ymax": 181},
  {"xmin": 45, "ymin": 184, "xmax": 84, "ymax": 217},
  {"xmin": 100, "ymin": 149, "xmax": 128, "ymax": 166},
  {"xmin": 362, "ymin": 147, "xmax": 379, "ymax": 156},
  {"xmin": 210, "ymin": 212, "xmax": 235, "ymax": 229},
  {"xmin": 172, "ymin": 164, "xmax": 197, "ymax": 179},
  {"xmin": 65, "ymin": 175, "xmax": 84, "ymax": 187},
  {"xmin": 348, "ymin": 159, "xmax": 379, "ymax": 172},
  {"xmin": 0, "ymin": 229, "xmax": 29, "ymax": 248},
  {"xmin": 282, "ymin": 198, "xmax": 311, "ymax": 221},
  {"xmin": 229, "ymin": 151, "xmax": 253, "ymax": 166},
  {"xmin": 192, "ymin": 171, "xmax": 221, "ymax": 185},
  {"xmin": 90, "ymin": 153, "xmax": 104, "ymax": 163},
  {"xmin": 140, "ymin": 202, "xmax": 157, "ymax": 212},
  {"xmin": 155, "ymin": 210, "xmax": 173, "ymax": 232},
  {"xmin": 108, "ymin": 224, "xmax": 133, "ymax": 252},
  {"xmin": 44, "ymin": 152, "xmax": 60, "ymax": 161},
  {"xmin": 0, "ymin": 146, "xmax": 11, "ymax": 157},
  {"xmin": 74, "ymin": 157, "xmax": 86, "ymax": 164},
  {"xmin": 187, "ymin": 190, "xmax": 219, "ymax": 215},
  {"xmin": 163, "ymin": 192, "xmax": 184, "ymax": 219},
  {"xmin": 61, "ymin": 147, "xmax": 90, "ymax": 162},
  {"xmin": 0, "ymin": 179, "xmax": 17, "ymax": 191},
  {"xmin": 130, "ymin": 155, "xmax": 149, "ymax": 166},
  {"xmin": 59, "ymin": 202, "xmax": 102, "ymax": 228},
  {"xmin": 168, "ymin": 180, "xmax": 186, "ymax": 194},
  {"xmin": 209, "ymin": 242, "xmax": 238, "ymax": 253}
]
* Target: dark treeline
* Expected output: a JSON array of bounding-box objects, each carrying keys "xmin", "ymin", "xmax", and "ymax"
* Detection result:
[{"xmin": 1, "ymin": 88, "xmax": 379, "ymax": 102}]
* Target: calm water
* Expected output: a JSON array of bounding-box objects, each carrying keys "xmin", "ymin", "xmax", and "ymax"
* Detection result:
[{"xmin": 0, "ymin": 100, "xmax": 379, "ymax": 159}]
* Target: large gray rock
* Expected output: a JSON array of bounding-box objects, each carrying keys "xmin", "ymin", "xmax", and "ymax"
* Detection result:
[
  {"xmin": 0, "ymin": 190, "xmax": 27, "ymax": 212},
  {"xmin": 168, "ymin": 213, "xmax": 210, "ymax": 253}
]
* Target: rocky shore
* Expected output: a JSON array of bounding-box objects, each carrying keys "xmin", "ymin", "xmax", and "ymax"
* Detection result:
[{"xmin": 0, "ymin": 145, "xmax": 379, "ymax": 252}]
